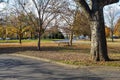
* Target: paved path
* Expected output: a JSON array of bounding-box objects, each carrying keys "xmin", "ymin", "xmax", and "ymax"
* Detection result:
[{"xmin": 0, "ymin": 54, "xmax": 120, "ymax": 80}]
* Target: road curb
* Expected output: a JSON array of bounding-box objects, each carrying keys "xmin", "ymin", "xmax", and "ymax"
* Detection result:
[{"xmin": 10, "ymin": 54, "xmax": 80, "ymax": 69}]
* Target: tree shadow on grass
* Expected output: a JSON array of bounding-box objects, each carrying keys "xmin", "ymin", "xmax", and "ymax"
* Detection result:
[
  {"xmin": 109, "ymin": 59, "xmax": 120, "ymax": 61},
  {"xmin": 0, "ymin": 45, "xmax": 88, "ymax": 54},
  {"xmin": 0, "ymin": 46, "xmax": 37, "ymax": 54},
  {"xmin": 1, "ymin": 46, "xmax": 120, "ymax": 62},
  {"xmin": 41, "ymin": 45, "xmax": 90, "ymax": 53}
]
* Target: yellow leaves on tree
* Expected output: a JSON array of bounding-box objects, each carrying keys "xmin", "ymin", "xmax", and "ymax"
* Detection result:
[
  {"xmin": 73, "ymin": 11, "xmax": 91, "ymax": 36},
  {"xmin": 105, "ymin": 27, "xmax": 110, "ymax": 37},
  {"xmin": 114, "ymin": 19, "xmax": 120, "ymax": 36}
]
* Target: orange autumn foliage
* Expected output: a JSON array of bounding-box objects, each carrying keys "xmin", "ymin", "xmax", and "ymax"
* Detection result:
[
  {"xmin": 114, "ymin": 19, "xmax": 120, "ymax": 36},
  {"xmin": 105, "ymin": 27, "xmax": 110, "ymax": 37}
]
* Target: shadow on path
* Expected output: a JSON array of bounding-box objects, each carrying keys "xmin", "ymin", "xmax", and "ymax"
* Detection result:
[{"xmin": 0, "ymin": 56, "xmax": 105, "ymax": 80}]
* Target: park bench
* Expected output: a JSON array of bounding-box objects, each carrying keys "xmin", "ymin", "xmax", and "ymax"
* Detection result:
[
  {"xmin": 54, "ymin": 39, "xmax": 76, "ymax": 46},
  {"xmin": 54, "ymin": 39, "xmax": 70, "ymax": 46}
]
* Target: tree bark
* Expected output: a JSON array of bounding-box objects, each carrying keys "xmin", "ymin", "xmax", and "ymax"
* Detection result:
[
  {"xmin": 90, "ymin": 7, "xmax": 109, "ymax": 61},
  {"xmin": 110, "ymin": 30, "xmax": 114, "ymax": 42},
  {"xmin": 31, "ymin": 32, "xmax": 33, "ymax": 39},
  {"xmin": 37, "ymin": 31, "xmax": 41, "ymax": 50},
  {"xmin": 90, "ymin": 20, "xmax": 100, "ymax": 61},
  {"xmin": 69, "ymin": 31, "xmax": 73, "ymax": 46},
  {"xmin": 98, "ymin": 7, "xmax": 109, "ymax": 61},
  {"xmin": 38, "ymin": 24, "xmax": 42, "ymax": 50},
  {"xmin": 19, "ymin": 34, "xmax": 22, "ymax": 44},
  {"xmin": 90, "ymin": 1, "xmax": 109, "ymax": 61},
  {"xmin": 90, "ymin": 0, "xmax": 100, "ymax": 61}
]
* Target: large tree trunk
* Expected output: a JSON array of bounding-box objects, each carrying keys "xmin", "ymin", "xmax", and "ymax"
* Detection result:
[
  {"xmin": 90, "ymin": 20, "xmax": 100, "ymax": 61},
  {"xmin": 98, "ymin": 7, "xmax": 109, "ymax": 61},
  {"xmin": 91, "ymin": 6, "xmax": 109, "ymax": 61}
]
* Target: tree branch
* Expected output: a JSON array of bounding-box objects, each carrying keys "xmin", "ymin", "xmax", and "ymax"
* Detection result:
[
  {"xmin": 76, "ymin": 0, "xmax": 92, "ymax": 16},
  {"xmin": 99, "ymin": 0, "xmax": 119, "ymax": 7}
]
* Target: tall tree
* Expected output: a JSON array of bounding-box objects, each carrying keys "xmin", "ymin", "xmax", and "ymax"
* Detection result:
[
  {"xmin": 104, "ymin": 5, "xmax": 118, "ymax": 42},
  {"xmin": 59, "ymin": 2, "xmax": 90, "ymax": 46},
  {"xmin": 9, "ymin": 13, "xmax": 30, "ymax": 44},
  {"xmin": 73, "ymin": 11, "xmax": 91, "ymax": 38},
  {"xmin": 16, "ymin": 0, "xmax": 67, "ymax": 50},
  {"xmin": 60, "ymin": 5, "xmax": 79, "ymax": 46},
  {"xmin": 76, "ymin": 0, "xmax": 119, "ymax": 61}
]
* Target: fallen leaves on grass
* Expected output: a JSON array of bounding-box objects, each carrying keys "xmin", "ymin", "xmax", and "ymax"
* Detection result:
[{"xmin": 0, "ymin": 41, "xmax": 120, "ymax": 67}]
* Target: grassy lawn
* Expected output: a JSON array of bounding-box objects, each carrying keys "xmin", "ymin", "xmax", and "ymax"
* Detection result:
[
  {"xmin": 0, "ymin": 39, "xmax": 57, "ymax": 43},
  {"xmin": 0, "ymin": 39, "xmax": 120, "ymax": 67}
]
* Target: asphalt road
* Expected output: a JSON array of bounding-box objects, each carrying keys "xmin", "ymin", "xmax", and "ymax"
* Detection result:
[{"xmin": 0, "ymin": 54, "xmax": 120, "ymax": 80}]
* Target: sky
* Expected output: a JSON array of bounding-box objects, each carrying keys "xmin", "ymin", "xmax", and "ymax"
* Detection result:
[
  {"xmin": 104, "ymin": 2, "xmax": 120, "ymax": 28},
  {"xmin": 0, "ymin": 0, "xmax": 120, "ymax": 28},
  {"xmin": 0, "ymin": 2, "xmax": 6, "ymax": 11}
]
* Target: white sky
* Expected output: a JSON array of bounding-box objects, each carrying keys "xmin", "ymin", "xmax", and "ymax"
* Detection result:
[
  {"xmin": 104, "ymin": 2, "xmax": 120, "ymax": 28},
  {"xmin": 0, "ymin": 2, "xmax": 6, "ymax": 11},
  {"xmin": 0, "ymin": 0, "xmax": 120, "ymax": 28}
]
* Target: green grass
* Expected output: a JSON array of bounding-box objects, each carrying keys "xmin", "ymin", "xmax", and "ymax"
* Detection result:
[
  {"xmin": 0, "ymin": 39, "xmax": 37, "ymax": 43},
  {"xmin": 0, "ymin": 39, "xmax": 61, "ymax": 43},
  {"xmin": 58, "ymin": 59, "xmax": 120, "ymax": 67},
  {"xmin": 0, "ymin": 40, "xmax": 19, "ymax": 43},
  {"xmin": 70, "ymin": 54, "xmax": 120, "ymax": 67}
]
